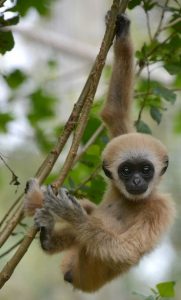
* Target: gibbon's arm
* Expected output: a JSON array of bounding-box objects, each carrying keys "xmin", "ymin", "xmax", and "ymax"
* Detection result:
[
  {"xmin": 101, "ymin": 14, "xmax": 134, "ymax": 138},
  {"xmin": 40, "ymin": 186, "xmax": 169, "ymax": 265}
]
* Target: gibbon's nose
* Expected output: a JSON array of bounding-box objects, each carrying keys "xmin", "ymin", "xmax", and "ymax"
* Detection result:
[{"xmin": 133, "ymin": 176, "xmax": 141, "ymax": 186}]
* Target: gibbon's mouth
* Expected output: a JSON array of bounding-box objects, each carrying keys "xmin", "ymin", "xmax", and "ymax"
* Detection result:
[{"xmin": 126, "ymin": 186, "xmax": 148, "ymax": 195}]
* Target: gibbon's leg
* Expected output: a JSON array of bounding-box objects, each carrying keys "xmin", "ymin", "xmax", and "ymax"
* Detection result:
[{"xmin": 101, "ymin": 13, "xmax": 134, "ymax": 138}]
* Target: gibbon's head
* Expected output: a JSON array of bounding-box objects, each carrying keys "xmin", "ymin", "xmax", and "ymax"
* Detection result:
[{"xmin": 102, "ymin": 133, "xmax": 169, "ymax": 200}]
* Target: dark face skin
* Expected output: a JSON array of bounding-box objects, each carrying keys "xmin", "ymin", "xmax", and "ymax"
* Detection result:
[{"xmin": 118, "ymin": 159, "xmax": 155, "ymax": 195}]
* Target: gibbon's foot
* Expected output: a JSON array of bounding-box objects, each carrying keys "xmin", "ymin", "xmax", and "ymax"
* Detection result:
[
  {"xmin": 64, "ymin": 270, "xmax": 73, "ymax": 284},
  {"xmin": 105, "ymin": 12, "xmax": 130, "ymax": 39},
  {"xmin": 43, "ymin": 186, "xmax": 86, "ymax": 224},
  {"xmin": 115, "ymin": 13, "xmax": 130, "ymax": 38},
  {"xmin": 34, "ymin": 208, "xmax": 55, "ymax": 250}
]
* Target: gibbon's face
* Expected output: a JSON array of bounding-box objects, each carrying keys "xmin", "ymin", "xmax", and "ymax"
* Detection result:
[{"xmin": 102, "ymin": 133, "xmax": 169, "ymax": 200}]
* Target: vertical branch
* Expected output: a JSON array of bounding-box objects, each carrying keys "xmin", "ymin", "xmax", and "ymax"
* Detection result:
[
  {"xmin": 142, "ymin": 1, "xmax": 152, "ymax": 42},
  {"xmin": 153, "ymin": 0, "xmax": 169, "ymax": 40}
]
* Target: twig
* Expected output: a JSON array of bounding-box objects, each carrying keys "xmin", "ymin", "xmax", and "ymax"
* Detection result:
[
  {"xmin": 142, "ymin": 0, "xmax": 152, "ymax": 42},
  {"xmin": 0, "ymin": 194, "xmax": 23, "ymax": 228},
  {"xmin": 136, "ymin": 32, "xmax": 176, "ymax": 77},
  {"xmin": 153, "ymin": 0, "xmax": 169, "ymax": 40},
  {"xmin": 160, "ymin": 17, "xmax": 181, "ymax": 32},
  {"xmin": 0, "ymin": 238, "xmax": 24, "ymax": 259},
  {"xmin": 134, "ymin": 88, "xmax": 181, "ymax": 98},
  {"xmin": 136, "ymin": 62, "xmax": 151, "ymax": 124},
  {"xmin": 174, "ymin": 0, "xmax": 181, "ymax": 8},
  {"xmin": 74, "ymin": 124, "xmax": 105, "ymax": 165},
  {"xmin": 72, "ymin": 165, "xmax": 101, "ymax": 193},
  {"xmin": 0, "ymin": 154, "xmax": 20, "ymax": 187},
  {"xmin": 0, "ymin": 203, "xmax": 23, "ymax": 248},
  {"xmin": 0, "ymin": 0, "xmax": 130, "ymax": 289}
]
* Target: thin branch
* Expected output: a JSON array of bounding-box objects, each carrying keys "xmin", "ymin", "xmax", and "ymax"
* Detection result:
[
  {"xmin": 0, "ymin": 0, "xmax": 131, "ymax": 289},
  {"xmin": 0, "ymin": 154, "xmax": 20, "ymax": 187},
  {"xmin": 0, "ymin": 203, "xmax": 23, "ymax": 248},
  {"xmin": 136, "ymin": 32, "xmax": 176, "ymax": 76},
  {"xmin": 0, "ymin": 238, "xmax": 24, "ymax": 259},
  {"xmin": 72, "ymin": 165, "xmax": 101, "ymax": 193},
  {"xmin": 136, "ymin": 62, "xmax": 151, "ymax": 124},
  {"xmin": 160, "ymin": 17, "xmax": 181, "ymax": 32},
  {"xmin": 153, "ymin": 0, "xmax": 169, "ymax": 40},
  {"xmin": 142, "ymin": 0, "xmax": 152, "ymax": 42},
  {"xmin": 0, "ymin": 193, "xmax": 23, "ymax": 228},
  {"xmin": 135, "ymin": 88, "xmax": 181, "ymax": 98},
  {"xmin": 74, "ymin": 124, "xmax": 105, "ymax": 165},
  {"xmin": 174, "ymin": 0, "xmax": 181, "ymax": 8}
]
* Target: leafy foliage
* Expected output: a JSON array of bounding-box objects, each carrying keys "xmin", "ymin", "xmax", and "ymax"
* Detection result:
[
  {"xmin": 0, "ymin": 0, "xmax": 57, "ymax": 54},
  {"xmin": 11, "ymin": 0, "xmax": 56, "ymax": 17}
]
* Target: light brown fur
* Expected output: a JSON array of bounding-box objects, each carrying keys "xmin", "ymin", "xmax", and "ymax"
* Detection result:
[{"xmin": 24, "ymin": 14, "xmax": 175, "ymax": 293}]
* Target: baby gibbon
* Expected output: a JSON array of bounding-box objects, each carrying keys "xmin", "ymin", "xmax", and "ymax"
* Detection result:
[{"xmin": 24, "ymin": 14, "xmax": 175, "ymax": 292}]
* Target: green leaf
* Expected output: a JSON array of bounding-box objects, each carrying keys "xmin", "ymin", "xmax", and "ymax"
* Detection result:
[
  {"xmin": 28, "ymin": 89, "xmax": 57, "ymax": 124},
  {"xmin": 150, "ymin": 107, "xmax": 162, "ymax": 124},
  {"xmin": 0, "ymin": 113, "xmax": 14, "ymax": 132},
  {"xmin": 0, "ymin": 31, "xmax": 14, "ymax": 54},
  {"xmin": 153, "ymin": 86, "xmax": 176, "ymax": 104},
  {"xmin": 165, "ymin": 63, "xmax": 181, "ymax": 75},
  {"xmin": 3, "ymin": 69, "xmax": 27, "ymax": 89},
  {"xmin": 135, "ymin": 120, "xmax": 152, "ymax": 134},
  {"xmin": 86, "ymin": 175, "xmax": 106, "ymax": 204},
  {"xmin": 128, "ymin": 0, "xmax": 142, "ymax": 9},
  {"xmin": 156, "ymin": 281, "xmax": 175, "ymax": 297}
]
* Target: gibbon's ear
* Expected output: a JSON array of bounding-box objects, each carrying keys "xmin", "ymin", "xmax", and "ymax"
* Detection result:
[
  {"xmin": 102, "ymin": 160, "xmax": 113, "ymax": 179},
  {"xmin": 160, "ymin": 156, "xmax": 169, "ymax": 176}
]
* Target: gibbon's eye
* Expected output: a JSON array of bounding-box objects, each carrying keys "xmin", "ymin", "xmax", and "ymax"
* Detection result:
[
  {"xmin": 120, "ymin": 166, "xmax": 132, "ymax": 177},
  {"xmin": 142, "ymin": 165, "xmax": 151, "ymax": 175}
]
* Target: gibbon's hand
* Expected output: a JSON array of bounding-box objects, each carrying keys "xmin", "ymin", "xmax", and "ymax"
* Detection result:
[
  {"xmin": 34, "ymin": 207, "xmax": 54, "ymax": 231},
  {"xmin": 43, "ymin": 186, "xmax": 87, "ymax": 224}
]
